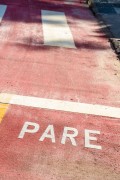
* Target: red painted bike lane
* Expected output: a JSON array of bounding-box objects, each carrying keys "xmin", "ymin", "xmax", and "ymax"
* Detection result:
[
  {"xmin": 0, "ymin": 0, "xmax": 120, "ymax": 179},
  {"xmin": 0, "ymin": 104, "xmax": 120, "ymax": 179},
  {"xmin": 0, "ymin": 1, "xmax": 119, "ymax": 106}
]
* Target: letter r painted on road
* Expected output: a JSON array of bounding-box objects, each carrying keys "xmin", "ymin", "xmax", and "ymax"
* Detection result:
[
  {"xmin": 85, "ymin": 129, "xmax": 102, "ymax": 150},
  {"xmin": 61, "ymin": 127, "xmax": 78, "ymax": 146},
  {"xmin": 18, "ymin": 121, "xmax": 39, "ymax": 139}
]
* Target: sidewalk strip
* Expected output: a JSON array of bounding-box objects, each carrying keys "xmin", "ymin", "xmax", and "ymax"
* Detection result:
[
  {"xmin": 41, "ymin": 10, "xmax": 76, "ymax": 48},
  {"xmin": 0, "ymin": 5, "xmax": 7, "ymax": 23},
  {"xmin": 0, "ymin": 93, "xmax": 120, "ymax": 119},
  {"xmin": 0, "ymin": 104, "xmax": 9, "ymax": 123}
]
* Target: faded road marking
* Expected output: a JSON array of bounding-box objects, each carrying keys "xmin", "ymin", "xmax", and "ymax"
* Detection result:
[
  {"xmin": 41, "ymin": 10, "xmax": 76, "ymax": 48},
  {"xmin": 114, "ymin": 7, "xmax": 120, "ymax": 14},
  {"xmin": 0, "ymin": 103, "xmax": 9, "ymax": 123},
  {"xmin": 0, "ymin": 93, "xmax": 13, "ymax": 103},
  {"xmin": 0, "ymin": 93, "xmax": 120, "ymax": 119},
  {"xmin": 64, "ymin": 0, "xmax": 75, "ymax": 5},
  {"xmin": 0, "ymin": 5, "xmax": 7, "ymax": 23}
]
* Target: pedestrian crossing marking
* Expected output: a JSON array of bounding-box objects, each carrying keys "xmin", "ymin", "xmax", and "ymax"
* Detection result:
[{"xmin": 41, "ymin": 10, "xmax": 76, "ymax": 48}]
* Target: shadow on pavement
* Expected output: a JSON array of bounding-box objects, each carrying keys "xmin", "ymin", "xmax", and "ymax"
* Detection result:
[{"xmin": 0, "ymin": 0, "xmax": 111, "ymax": 51}]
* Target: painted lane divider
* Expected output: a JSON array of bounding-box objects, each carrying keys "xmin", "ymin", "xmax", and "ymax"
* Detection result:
[
  {"xmin": 0, "ymin": 103, "xmax": 9, "ymax": 123},
  {"xmin": 41, "ymin": 10, "xmax": 76, "ymax": 48},
  {"xmin": 0, "ymin": 93, "xmax": 120, "ymax": 119},
  {"xmin": 0, "ymin": 5, "xmax": 7, "ymax": 23}
]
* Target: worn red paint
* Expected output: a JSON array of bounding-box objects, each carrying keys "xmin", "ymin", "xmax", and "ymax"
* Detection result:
[
  {"xmin": 0, "ymin": 0, "xmax": 120, "ymax": 179},
  {"xmin": 0, "ymin": 105, "xmax": 120, "ymax": 179},
  {"xmin": 0, "ymin": 1, "xmax": 119, "ymax": 107}
]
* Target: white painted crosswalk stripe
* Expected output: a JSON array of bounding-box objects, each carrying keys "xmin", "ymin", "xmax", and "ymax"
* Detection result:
[
  {"xmin": 41, "ymin": 10, "xmax": 76, "ymax": 48},
  {"xmin": 0, "ymin": 5, "xmax": 7, "ymax": 23},
  {"xmin": 0, "ymin": 93, "xmax": 120, "ymax": 119}
]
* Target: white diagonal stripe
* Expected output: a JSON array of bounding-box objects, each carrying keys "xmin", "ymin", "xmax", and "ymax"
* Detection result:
[{"xmin": 114, "ymin": 7, "xmax": 120, "ymax": 14}]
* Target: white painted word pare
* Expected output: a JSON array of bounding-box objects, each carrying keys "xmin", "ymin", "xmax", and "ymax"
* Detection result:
[{"xmin": 18, "ymin": 121, "xmax": 102, "ymax": 150}]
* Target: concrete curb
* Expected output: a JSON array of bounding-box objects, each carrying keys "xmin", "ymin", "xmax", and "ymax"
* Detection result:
[{"xmin": 87, "ymin": 0, "xmax": 120, "ymax": 59}]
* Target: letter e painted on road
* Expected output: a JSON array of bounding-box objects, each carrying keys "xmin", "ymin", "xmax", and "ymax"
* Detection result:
[
  {"xmin": 85, "ymin": 129, "xmax": 102, "ymax": 150},
  {"xmin": 18, "ymin": 121, "xmax": 39, "ymax": 139},
  {"xmin": 61, "ymin": 127, "xmax": 78, "ymax": 146}
]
